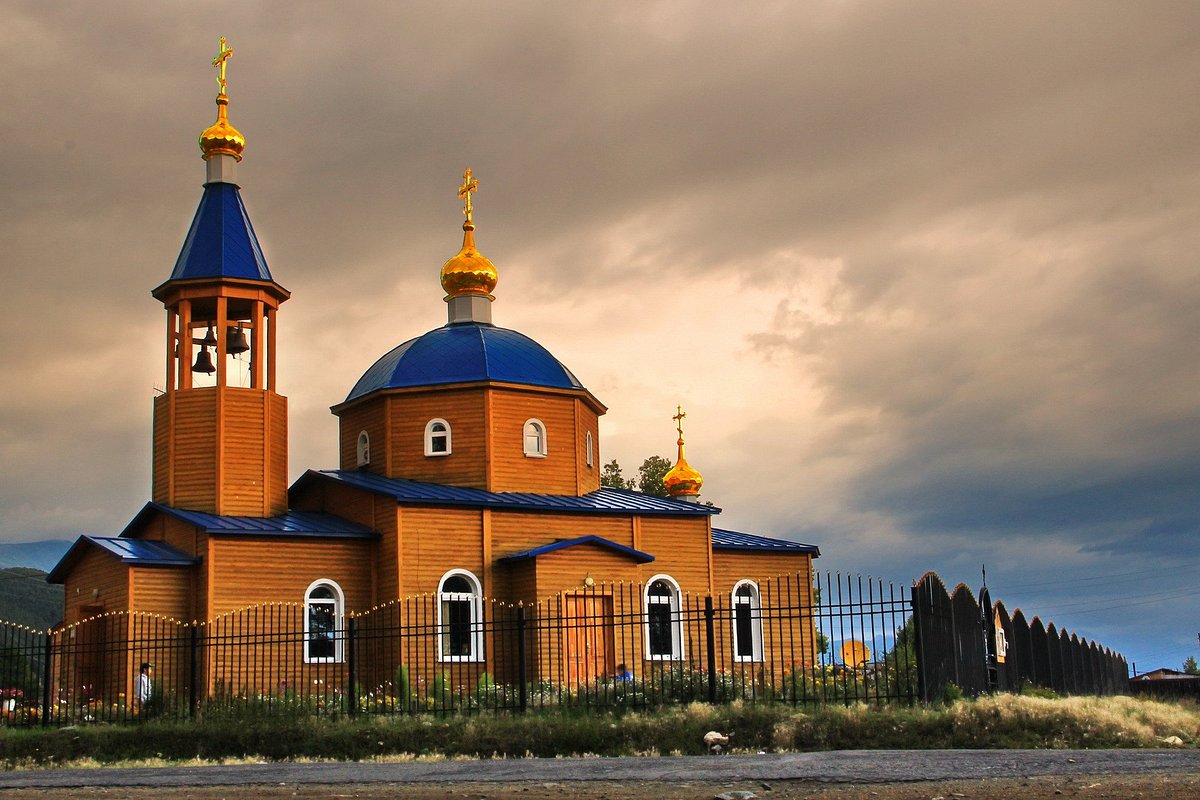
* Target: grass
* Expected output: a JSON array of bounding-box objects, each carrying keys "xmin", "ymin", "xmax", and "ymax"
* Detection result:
[{"xmin": 0, "ymin": 695, "xmax": 1195, "ymax": 769}]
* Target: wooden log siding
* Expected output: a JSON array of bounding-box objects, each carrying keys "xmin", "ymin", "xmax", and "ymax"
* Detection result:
[
  {"xmin": 153, "ymin": 388, "xmax": 287, "ymax": 516},
  {"xmin": 337, "ymin": 398, "xmax": 387, "ymax": 473},
  {"xmin": 205, "ymin": 538, "xmax": 372, "ymax": 617},
  {"xmin": 398, "ymin": 507, "xmax": 486, "ymax": 596},
  {"xmin": 62, "ymin": 549, "xmax": 131, "ymax": 625},
  {"xmin": 489, "ymin": 390, "xmax": 586, "ymax": 495},
  {"xmin": 636, "ymin": 516, "xmax": 713, "ymax": 594}
]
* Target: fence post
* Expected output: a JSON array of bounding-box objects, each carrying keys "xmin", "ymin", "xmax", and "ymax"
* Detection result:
[
  {"xmin": 188, "ymin": 625, "xmax": 199, "ymax": 720},
  {"xmin": 517, "ymin": 605, "xmax": 528, "ymax": 713},
  {"xmin": 909, "ymin": 583, "xmax": 928, "ymax": 703},
  {"xmin": 347, "ymin": 617, "xmax": 358, "ymax": 718},
  {"xmin": 704, "ymin": 596, "xmax": 717, "ymax": 704},
  {"xmin": 40, "ymin": 632, "xmax": 53, "ymax": 728}
]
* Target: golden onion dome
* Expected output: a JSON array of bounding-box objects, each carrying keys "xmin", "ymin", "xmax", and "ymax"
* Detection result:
[
  {"xmin": 663, "ymin": 405, "xmax": 703, "ymax": 498},
  {"xmin": 663, "ymin": 449, "xmax": 704, "ymax": 497},
  {"xmin": 441, "ymin": 169, "xmax": 497, "ymax": 299},
  {"xmin": 440, "ymin": 221, "xmax": 498, "ymax": 299},
  {"xmin": 199, "ymin": 93, "xmax": 245, "ymax": 161}
]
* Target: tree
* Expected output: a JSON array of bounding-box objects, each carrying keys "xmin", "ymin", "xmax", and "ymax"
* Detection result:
[
  {"xmin": 636, "ymin": 455, "xmax": 673, "ymax": 497},
  {"xmin": 1184, "ymin": 655, "xmax": 1200, "ymax": 675},
  {"xmin": 600, "ymin": 459, "xmax": 633, "ymax": 490}
]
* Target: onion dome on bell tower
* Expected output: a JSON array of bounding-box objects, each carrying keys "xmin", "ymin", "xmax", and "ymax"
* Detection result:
[
  {"xmin": 440, "ymin": 169, "xmax": 499, "ymax": 324},
  {"xmin": 663, "ymin": 405, "xmax": 704, "ymax": 502},
  {"xmin": 150, "ymin": 38, "xmax": 290, "ymax": 518}
]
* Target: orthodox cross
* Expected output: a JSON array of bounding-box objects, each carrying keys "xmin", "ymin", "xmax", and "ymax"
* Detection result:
[
  {"xmin": 212, "ymin": 37, "xmax": 234, "ymax": 95},
  {"xmin": 673, "ymin": 405, "xmax": 687, "ymax": 441},
  {"xmin": 458, "ymin": 168, "xmax": 479, "ymax": 224}
]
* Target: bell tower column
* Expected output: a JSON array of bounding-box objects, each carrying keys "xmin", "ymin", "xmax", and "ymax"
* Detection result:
[{"xmin": 151, "ymin": 38, "xmax": 291, "ymax": 517}]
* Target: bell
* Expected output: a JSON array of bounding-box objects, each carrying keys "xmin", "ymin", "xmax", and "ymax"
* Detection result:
[
  {"xmin": 200, "ymin": 325, "xmax": 217, "ymax": 348},
  {"xmin": 191, "ymin": 347, "xmax": 216, "ymax": 374},
  {"xmin": 227, "ymin": 324, "xmax": 250, "ymax": 355}
]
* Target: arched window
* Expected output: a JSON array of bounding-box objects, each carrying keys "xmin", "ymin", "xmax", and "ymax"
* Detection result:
[
  {"xmin": 644, "ymin": 575, "xmax": 684, "ymax": 660},
  {"xmin": 523, "ymin": 419, "xmax": 547, "ymax": 457},
  {"xmin": 356, "ymin": 431, "xmax": 370, "ymax": 466},
  {"xmin": 437, "ymin": 569, "xmax": 483, "ymax": 662},
  {"xmin": 731, "ymin": 580, "xmax": 763, "ymax": 662},
  {"xmin": 585, "ymin": 431, "xmax": 594, "ymax": 468},
  {"xmin": 425, "ymin": 418, "xmax": 452, "ymax": 456},
  {"xmin": 304, "ymin": 579, "xmax": 345, "ymax": 663}
]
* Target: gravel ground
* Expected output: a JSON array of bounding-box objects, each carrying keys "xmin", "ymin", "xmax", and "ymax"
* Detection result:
[{"xmin": 0, "ymin": 750, "xmax": 1196, "ymax": 799}]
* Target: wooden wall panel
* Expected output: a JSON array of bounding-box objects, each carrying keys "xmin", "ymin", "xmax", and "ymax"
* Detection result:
[
  {"xmin": 398, "ymin": 507, "xmax": 485, "ymax": 597},
  {"xmin": 489, "ymin": 390, "xmax": 578, "ymax": 494},
  {"xmin": 337, "ymin": 398, "xmax": 387, "ymax": 473},
  {"xmin": 268, "ymin": 393, "xmax": 288, "ymax": 516},
  {"xmin": 385, "ymin": 389, "xmax": 488, "ymax": 487},
  {"xmin": 207, "ymin": 538, "xmax": 372, "ymax": 617},
  {"xmin": 711, "ymin": 551, "xmax": 814, "ymax": 595},
  {"xmin": 635, "ymin": 517, "xmax": 713, "ymax": 594},
  {"xmin": 170, "ymin": 391, "xmax": 218, "ymax": 511},
  {"xmin": 152, "ymin": 396, "xmax": 169, "ymax": 502},
  {"xmin": 220, "ymin": 389, "xmax": 266, "ymax": 516},
  {"xmin": 130, "ymin": 566, "xmax": 193, "ymax": 621},
  {"xmin": 573, "ymin": 400, "xmax": 601, "ymax": 494},
  {"xmin": 532, "ymin": 546, "xmax": 642, "ymax": 601},
  {"xmin": 62, "ymin": 549, "xmax": 129, "ymax": 625}
]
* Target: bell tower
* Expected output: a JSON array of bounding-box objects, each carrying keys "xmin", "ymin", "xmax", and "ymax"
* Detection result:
[{"xmin": 151, "ymin": 38, "xmax": 290, "ymax": 516}]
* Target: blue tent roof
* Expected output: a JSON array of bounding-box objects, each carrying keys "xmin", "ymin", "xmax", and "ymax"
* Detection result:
[
  {"xmin": 121, "ymin": 502, "xmax": 376, "ymax": 539},
  {"xmin": 301, "ymin": 470, "xmax": 720, "ymax": 516},
  {"xmin": 711, "ymin": 527, "xmax": 820, "ymax": 555},
  {"xmin": 344, "ymin": 323, "xmax": 587, "ymax": 403},
  {"xmin": 166, "ymin": 182, "xmax": 273, "ymax": 283},
  {"xmin": 48, "ymin": 536, "xmax": 196, "ymax": 583}
]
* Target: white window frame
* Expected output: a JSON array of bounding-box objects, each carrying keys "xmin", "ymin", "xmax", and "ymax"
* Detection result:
[
  {"xmin": 424, "ymin": 418, "xmax": 452, "ymax": 457},
  {"xmin": 585, "ymin": 431, "xmax": 594, "ymax": 468},
  {"xmin": 731, "ymin": 580, "xmax": 764, "ymax": 663},
  {"xmin": 644, "ymin": 574, "xmax": 685, "ymax": 661},
  {"xmin": 436, "ymin": 568, "xmax": 484, "ymax": 662},
  {"xmin": 356, "ymin": 430, "xmax": 370, "ymax": 466},
  {"xmin": 523, "ymin": 418, "xmax": 547, "ymax": 458},
  {"xmin": 303, "ymin": 579, "xmax": 345, "ymax": 664}
]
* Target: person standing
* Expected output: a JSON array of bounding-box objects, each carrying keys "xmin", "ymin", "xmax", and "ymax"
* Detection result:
[{"xmin": 136, "ymin": 663, "xmax": 153, "ymax": 713}]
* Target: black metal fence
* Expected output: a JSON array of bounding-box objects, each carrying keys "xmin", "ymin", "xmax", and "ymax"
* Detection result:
[
  {"xmin": 910, "ymin": 572, "xmax": 1129, "ymax": 701},
  {"xmin": 0, "ymin": 570, "xmax": 916, "ymax": 726}
]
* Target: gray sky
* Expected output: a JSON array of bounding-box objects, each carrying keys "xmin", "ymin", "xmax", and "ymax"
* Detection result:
[{"xmin": 2, "ymin": 1, "xmax": 1197, "ymax": 672}]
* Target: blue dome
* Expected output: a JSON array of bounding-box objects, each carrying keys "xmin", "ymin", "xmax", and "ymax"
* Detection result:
[{"xmin": 345, "ymin": 323, "xmax": 585, "ymax": 403}]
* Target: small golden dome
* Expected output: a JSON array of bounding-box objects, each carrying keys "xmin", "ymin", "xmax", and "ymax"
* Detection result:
[
  {"xmin": 663, "ymin": 405, "xmax": 703, "ymax": 498},
  {"xmin": 199, "ymin": 93, "xmax": 245, "ymax": 161},
  {"xmin": 440, "ymin": 222, "xmax": 498, "ymax": 299},
  {"xmin": 663, "ymin": 450, "xmax": 704, "ymax": 497}
]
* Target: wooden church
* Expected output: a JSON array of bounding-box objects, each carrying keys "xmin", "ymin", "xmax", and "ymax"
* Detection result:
[{"xmin": 48, "ymin": 43, "xmax": 820, "ymax": 703}]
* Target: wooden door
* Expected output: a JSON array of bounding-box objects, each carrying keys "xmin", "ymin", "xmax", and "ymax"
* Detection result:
[{"xmin": 563, "ymin": 595, "xmax": 614, "ymax": 687}]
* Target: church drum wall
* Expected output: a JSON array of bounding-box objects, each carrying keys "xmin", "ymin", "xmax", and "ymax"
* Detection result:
[
  {"xmin": 489, "ymin": 389, "xmax": 580, "ymax": 495},
  {"xmin": 337, "ymin": 397, "xmax": 387, "ymax": 474},
  {"xmin": 382, "ymin": 389, "xmax": 489, "ymax": 487}
]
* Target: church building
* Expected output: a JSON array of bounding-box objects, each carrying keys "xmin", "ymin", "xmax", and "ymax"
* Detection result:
[{"xmin": 48, "ymin": 43, "xmax": 819, "ymax": 701}]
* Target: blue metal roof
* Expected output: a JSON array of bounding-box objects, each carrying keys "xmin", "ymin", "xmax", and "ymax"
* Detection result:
[
  {"xmin": 501, "ymin": 535, "xmax": 655, "ymax": 564},
  {"xmin": 48, "ymin": 535, "xmax": 196, "ymax": 583},
  {"xmin": 304, "ymin": 470, "xmax": 720, "ymax": 516},
  {"xmin": 166, "ymin": 182, "xmax": 273, "ymax": 283},
  {"xmin": 711, "ymin": 527, "xmax": 820, "ymax": 555},
  {"xmin": 344, "ymin": 323, "xmax": 586, "ymax": 403},
  {"xmin": 124, "ymin": 502, "xmax": 377, "ymax": 539}
]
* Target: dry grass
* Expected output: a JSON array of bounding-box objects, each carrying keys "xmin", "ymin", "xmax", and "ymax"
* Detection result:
[{"xmin": 1, "ymin": 695, "xmax": 1195, "ymax": 769}]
